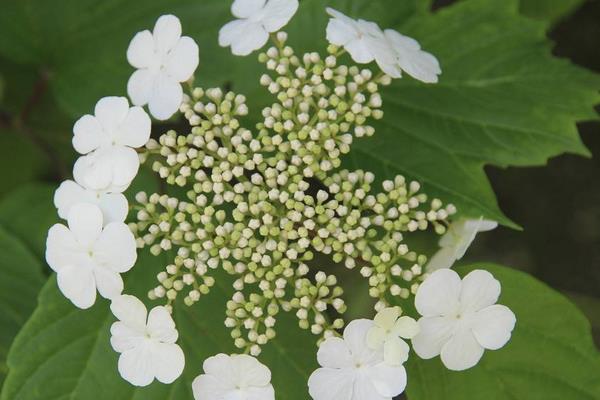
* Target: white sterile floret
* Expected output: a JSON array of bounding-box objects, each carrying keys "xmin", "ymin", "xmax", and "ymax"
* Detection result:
[
  {"xmin": 110, "ymin": 294, "xmax": 185, "ymax": 386},
  {"xmin": 72, "ymin": 96, "xmax": 151, "ymax": 193},
  {"xmin": 426, "ymin": 217, "xmax": 498, "ymax": 271},
  {"xmin": 45, "ymin": 203, "xmax": 137, "ymax": 309},
  {"xmin": 54, "ymin": 180, "xmax": 128, "ymax": 225},
  {"xmin": 325, "ymin": 8, "xmax": 441, "ymax": 83},
  {"xmin": 219, "ymin": 0, "xmax": 299, "ymax": 56},
  {"xmin": 412, "ymin": 269, "xmax": 516, "ymax": 371},
  {"xmin": 308, "ymin": 319, "xmax": 407, "ymax": 400},
  {"xmin": 367, "ymin": 306, "xmax": 419, "ymax": 366},
  {"xmin": 192, "ymin": 353, "xmax": 275, "ymax": 400},
  {"xmin": 127, "ymin": 14, "xmax": 200, "ymax": 120}
]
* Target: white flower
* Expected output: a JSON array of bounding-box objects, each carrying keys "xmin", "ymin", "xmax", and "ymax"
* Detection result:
[
  {"xmin": 127, "ymin": 14, "xmax": 199, "ymax": 120},
  {"xmin": 308, "ymin": 319, "xmax": 407, "ymax": 400},
  {"xmin": 54, "ymin": 179, "xmax": 128, "ymax": 225},
  {"xmin": 426, "ymin": 218, "xmax": 498, "ymax": 271},
  {"xmin": 325, "ymin": 8, "xmax": 440, "ymax": 83},
  {"xmin": 366, "ymin": 307, "xmax": 419, "ymax": 366},
  {"xmin": 383, "ymin": 29, "xmax": 441, "ymax": 83},
  {"xmin": 412, "ymin": 269, "xmax": 516, "ymax": 371},
  {"xmin": 219, "ymin": 0, "xmax": 299, "ymax": 56},
  {"xmin": 110, "ymin": 295, "xmax": 185, "ymax": 386},
  {"xmin": 192, "ymin": 353, "xmax": 275, "ymax": 400},
  {"xmin": 72, "ymin": 96, "xmax": 151, "ymax": 193},
  {"xmin": 45, "ymin": 203, "xmax": 137, "ymax": 309}
]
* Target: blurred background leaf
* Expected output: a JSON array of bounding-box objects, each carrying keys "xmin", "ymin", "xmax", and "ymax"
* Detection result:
[{"xmin": 520, "ymin": 0, "xmax": 585, "ymax": 23}]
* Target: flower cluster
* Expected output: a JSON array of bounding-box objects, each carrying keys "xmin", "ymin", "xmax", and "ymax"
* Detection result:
[{"xmin": 44, "ymin": 1, "xmax": 516, "ymax": 399}]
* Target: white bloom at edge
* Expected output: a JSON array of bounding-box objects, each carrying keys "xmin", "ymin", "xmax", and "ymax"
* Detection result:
[
  {"xmin": 366, "ymin": 307, "xmax": 419, "ymax": 366},
  {"xmin": 219, "ymin": 0, "xmax": 299, "ymax": 56},
  {"xmin": 110, "ymin": 294, "xmax": 185, "ymax": 386},
  {"xmin": 308, "ymin": 319, "xmax": 407, "ymax": 400},
  {"xmin": 45, "ymin": 203, "xmax": 137, "ymax": 309},
  {"xmin": 383, "ymin": 29, "xmax": 441, "ymax": 83},
  {"xmin": 54, "ymin": 179, "xmax": 128, "ymax": 225},
  {"xmin": 192, "ymin": 353, "xmax": 275, "ymax": 400},
  {"xmin": 426, "ymin": 217, "xmax": 498, "ymax": 272},
  {"xmin": 412, "ymin": 269, "xmax": 516, "ymax": 371},
  {"xmin": 72, "ymin": 96, "xmax": 151, "ymax": 193},
  {"xmin": 325, "ymin": 8, "xmax": 440, "ymax": 83},
  {"xmin": 127, "ymin": 14, "xmax": 199, "ymax": 120}
]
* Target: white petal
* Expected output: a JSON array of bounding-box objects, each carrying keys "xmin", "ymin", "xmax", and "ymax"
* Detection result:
[
  {"xmin": 308, "ymin": 367, "xmax": 354, "ymax": 400},
  {"xmin": 397, "ymin": 48, "xmax": 441, "ymax": 84},
  {"xmin": 151, "ymin": 342, "xmax": 185, "ymax": 384},
  {"xmin": 118, "ymin": 344, "xmax": 155, "ymax": 386},
  {"xmin": 231, "ymin": 354, "xmax": 272, "ymax": 387},
  {"xmin": 67, "ymin": 203, "xmax": 103, "ymax": 247},
  {"xmin": 352, "ymin": 372, "xmax": 388, "ymax": 400},
  {"xmin": 392, "ymin": 316, "xmax": 420, "ymax": 339},
  {"xmin": 383, "ymin": 336, "xmax": 409, "ymax": 366},
  {"xmin": 127, "ymin": 30, "xmax": 156, "ymax": 69},
  {"xmin": 110, "ymin": 294, "xmax": 148, "ymax": 329},
  {"xmin": 94, "ymin": 222, "xmax": 137, "ymax": 273},
  {"xmin": 366, "ymin": 326, "xmax": 386, "ymax": 350},
  {"xmin": 164, "ymin": 36, "xmax": 199, "ymax": 82},
  {"xmin": 232, "ymin": 0, "xmax": 266, "ymax": 18},
  {"xmin": 415, "ymin": 268, "xmax": 461, "ymax": 317},
  {"xmin": 471, "ymin": 304, "xmax": 516, "ymax": 350},
  {"xmin": 94, "ymin": 96, "xmax": 130, "ymax": 133},
  {"xmin": 45, "ymin": 224, "xmax": 82, "ymax": 272},
  {"xmin": 54, "ymin": 180, "xmax": 88, "ymax": 220},
  {"xmin": 365, "ymin": 362, "xmax": 407, "ymax": 397},
  {"xmin": 77, "ymin": 147, "xmax": 139, "ymax": 191},
  {"xmin": 127, "ymin": 69, "xmax": 156, "ymax": 107},
  {"xmin": 72, "ymin": 114, "xmax": 103, "ymax": 154},
  {"xmin": 73, "ymin": 154, "xmax": 112, "ymax": 192},
  {"xmin": 203, "ymin": 353, "xmax": 233, "ymax": 378},
  {"xmin": 326, "ymin": 18, "xmax": 357, "ymax": 47},
  {"xmin": 317, "ymin": 337, "xmax": 352, "ymax": 368},
  {"xmin": 459, "ymin": 269, "xmax": 501, "ymax": 313},
  {"xmin": 148, "ymin": 74, "xmax": 183, "ymax": 120},
  {"xmin": 374, "ymin": 307, "xmax": 400, "ymax": 330},
  {"xmin": 220, "ymin": 20, "xmax": 269, "ymax": 56},
  {"xmin": 117, "ymin": 106, "xmax": 151, "ymax": 148},
  {"xmin": 245, "ymin": 385, "xmax": 275, "ymax": 400},
  {"xmin": 440, "ymin": 330, "xmax": 485, "ymax": 371},
  {"xmin": 93, "ymin": 266, "xmax": 123, "ymax": 299},
  {"xmin": 147, "ymin": 306, "xmax": 178, "ymax": 343},
  {"xmin": 98, "ymin": 193, "xmax": 128, "ymax": 224},
  {"xmin": 110, "ymin": 321, "xmax": 145, "ymax": 352},
  {"xmin": 412, "ymin": 316, "xmax": 455, "ymax": 359},
  {"xmin": 153, "ymin": 15, "xmax": 182, "ymax": 54},
  {"xmin": 192, "ymin": 374, "xmax": 232, "ymax": 399},
  {"xmin": 56, "ymin": 264, "xmax": 96, "ymax": 309},
  {"xmin": 108, "ymin": 146, "xmax": 140, "ymax": 187},
  {"xmin": 261, "ymin": 0, "xmax": 299, "ymax": 32},
  {"xmin": 343, "ymin": 319, "xmax": 376, "ymax": 361},
  {"xmin": 345, "ymin": 38, "xmax": 375, "ymax": 64},
  {"xmin": 425, "ymin": 246, "xmax": 458, "ymax": 272}
]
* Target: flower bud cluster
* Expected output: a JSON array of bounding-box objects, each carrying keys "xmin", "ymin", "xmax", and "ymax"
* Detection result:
[{"xmin": 134, "ymin": 37, "xmax": 455, "ymax": 354}]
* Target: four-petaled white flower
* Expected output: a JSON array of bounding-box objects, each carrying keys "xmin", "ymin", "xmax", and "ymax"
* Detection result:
[
  {"xmin": 219, "ymin": 0, "xmax": 299, "ymax": 56},
  {"xmin": 308, "ymin": 319, "xmax": 407, "ymax": 400},
  {"xmin": 412, "ymin": 269, "xmax": 516, "ymax": 371},
  {"xmin": 192, "ymin": 353, "xmax": 275, "ymax": 400},
  {"xmin": 367, "ymin": 307, "xmax": 419, "ymax": 366},
  {"xmin": 426, "ymin": 218, "xmax": 498, "ymax": 272},
  {"xmin": 54, "ymin": 179, "xmax": 128, "ymax": 225},
  {"xmin": 45, "ymin": 203, "xmax": 137, "ymax": 309},
  {"xmin": 72, "ymin": 96, "xmax": 150, "ymax": 193},
  {"xmin": 325, "ymin": 8, "xmax": 440, "ymax": 83},
  {"xmin": 127, "ymin": 14, "xmax": 200, "ymax": 120},
  {"xmin": 110, "ymin": 294, "xmax": 185, "ymax": 386}
]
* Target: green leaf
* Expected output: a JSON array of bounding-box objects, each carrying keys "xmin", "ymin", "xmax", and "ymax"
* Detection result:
[
  {"xmin": 519, "ymin": 0, "xmax": 584, "ymax": 24},
  {"xmin": 0, "ymin": 250, "xmax": 317, "ymax": 400},
  {"xmin": 406, "ymin": 263, "xmax": 600, "ymax": 400},
  {"xmin": 0, "ymin": 130, "xmax": 48, "ymax": 197},
  {"xmin": 0, "ymin": 184, "xmax": 57, "ymax": 258},
  {"xmin": 0, "ymin": 226, "xmax": 45, "ymax": 388}
]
